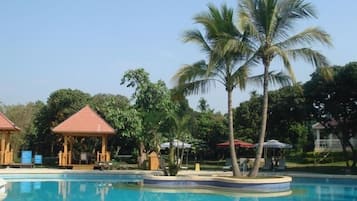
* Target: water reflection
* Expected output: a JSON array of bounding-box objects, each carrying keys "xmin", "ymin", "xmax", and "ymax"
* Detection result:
[
  {"xmin": 292, "ymin": 182, "xmax": 357, "ymax": 201},
  {"xmin": 5, "ymin": 181, "xmax": 113, "ymax": 201},
  {"xmin": 58, "ymin": 181, "xmax": 112, "ymax": 201},
  {"xmin": 2, "ymin": 179, "xmax": 356, "ymax": 201}
]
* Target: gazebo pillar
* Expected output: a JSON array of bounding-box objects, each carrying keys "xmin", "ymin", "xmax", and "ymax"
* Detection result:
[
  {"xmin": 5, "ymin": 132, "xmax": 11, "ymax": 164},
  {"xmin": 62, "ymin": 135, "xmax": 69, "ymax": 166},
  {"xmin": 0, "ymin": 133, "xmax": 5, "ymax": 164},
  {"xmin": 100, "ymin": 135, "xmax": 108, "ymax": 162},
  {"xmin": 0, "ymin": 132, "xmax": 13, "ymax": 165}
]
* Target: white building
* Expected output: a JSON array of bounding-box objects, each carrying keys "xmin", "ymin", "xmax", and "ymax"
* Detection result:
[{"xmin": 312, "ymin": 122, "xmax": 357, "ymax": 152}]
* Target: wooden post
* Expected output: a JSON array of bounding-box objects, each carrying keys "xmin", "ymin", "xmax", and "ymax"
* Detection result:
[
  {"xmin": 0, "ymin": 133, "xmax": 4, "ymax": 164},
  {"xmin": 68, "ymin": 137, "xmax": 73, "ymax": 165},
  {"xmin": 5, "ymin": 133, "xmax": 10, "ymax": 164},
  {"xmin": 101, "ymin": 135, "xmax": 107, "ymax": 162},
  {"xmin": 106, "ymin": 152, "xmax": 110, "ymax": 162},
  {"xmin": 10, "ymin": 149, "xmax": 13, "ymax": 164},
  {"xmin": 58, "ymin": 151, "xmax": 62, "ymax": 166},
  {"xmin": 63, "ymin": 135, "xmax": 68, "ymax": 166}
]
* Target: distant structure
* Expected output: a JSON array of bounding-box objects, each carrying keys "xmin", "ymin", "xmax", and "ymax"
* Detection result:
[
  {"xmin": 52, "ymin": 105, "xmax": 115, "ymax": 169},
  {"xmin": 312, "ymin": 122, "xmax": 357, "ymax": 152},
  {"xmin": 0, "ymin": 112, "xmax": 20, "ymax": 165}
]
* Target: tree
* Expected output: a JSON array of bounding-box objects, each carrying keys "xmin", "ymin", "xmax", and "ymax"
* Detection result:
[
  {"xmin": 197, "ymin": 98, "xmax": 211, "ymax": 112},
  {"xmin": 160, "ymin": 112, "xmax": 192, "ymax": 176},
  {"xmin": 90, "ymin": 94, "xmax": 142, "ymax": 159},
  {"xmin": 121, "ymin": 68, "xmax": 176, "ymax": 168},
  {"xmin": 266, "ymin": 85, "xmax": 308, "ymax": 151},
  {"xmin": 304, "ymin": 62, "xmax": 357, "ymax": 168},
  {"xmin": 238, "ymin": 0, "xmax": 332, "ymax": 177},
  {"xmin": 190, "ymin": 108, "xmax": 227, "ymax": 161},
  {"xmin": 0, "ymin": 101, "xmax": 5, "ymax": 113},
  {"xmin": 234, "ymin": 92, "xmax": 262, "ymax": 142},
  {"xmin": 173, "ymin": 4, "xmax": 254, "ymax": 176},
  {"xmin": 4, "ymin": 102, "xmax": 43, "ymax": 159},
  {"xmin": 33, "ymin": 89, "xmax": 90, "ymax": 156}
]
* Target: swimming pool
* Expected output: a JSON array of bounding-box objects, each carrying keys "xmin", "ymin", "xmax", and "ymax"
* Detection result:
[{"xmin": 1, "ymin": 173, "xmax": 356, "ymax": 201}]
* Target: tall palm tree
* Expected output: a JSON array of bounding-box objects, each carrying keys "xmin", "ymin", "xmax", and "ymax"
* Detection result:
[
  {"xmin": 173, "ymin": 4, "xmax": 254, "ymax": 177},
  {"xmin": 237, "ymin": 0, "xmax": 332, "ymax": 177}
]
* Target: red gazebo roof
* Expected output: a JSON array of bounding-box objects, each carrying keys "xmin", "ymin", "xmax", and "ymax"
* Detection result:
[
  {"xmin": 0, "ymin": 112, "xmax": 20, "ymax": 132},
  {"xmin": 52, "ymin": 105, "xmax": 115, "ymax": 136}
]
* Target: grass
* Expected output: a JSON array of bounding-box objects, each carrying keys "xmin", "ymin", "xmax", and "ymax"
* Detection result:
[
  {"xmin": 179, "ymin": 160, "xmax": 357, "ymax": 175},
  {"xmin": 286, "ymin": 161, "xmax": 357, "ymax": 175}
]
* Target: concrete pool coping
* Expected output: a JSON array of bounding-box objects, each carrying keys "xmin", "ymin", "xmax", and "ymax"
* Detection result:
[
  {"xmin": 0, "ymin": 168, "xmax": 357, "ymax": 179},
  {"xmin": 0, "ymin": 168, "xmax": 356, "ymax": 180}
]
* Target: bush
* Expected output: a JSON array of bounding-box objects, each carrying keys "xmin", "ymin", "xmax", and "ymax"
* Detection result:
[{"xmin": 287, "ymin": 151, "xmax": 351, "ymax": 164}]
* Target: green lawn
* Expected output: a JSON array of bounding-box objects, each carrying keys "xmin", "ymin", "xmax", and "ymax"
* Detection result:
[
  {"xmin": 181, "ymin": 160, "xmax": 357, "ymax": 175},
  {"xmin": 286, "ymin": 161, "xmax": 356, "ymax": 175}
]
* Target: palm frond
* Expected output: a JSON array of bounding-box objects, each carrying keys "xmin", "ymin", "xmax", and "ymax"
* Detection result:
[
  {"xmin": 175, "ymin": 79, "xmax": 217, "ymax": 96},
  {"xmin": 172, "ymin": 61, "xmax": 208, "ymax": 85},
  {"xmin": 266, "ymin": 45, "xmax": 296, "ymax": 82},
  {"xmin": 287, "ymin": 48, "xmax": 330, "ymax": 68},
  {"xmin": 280, "ymin": 0, "xmax": 317, "ymax": 19},
  {"xmin": 248, "ymin": 71, "xmax": 292, "ymax": 87},
  {"xmin": 182, "ymin": 30, "xmax": 212, "ymax": 54},
  {"xmin": 172, "ymin": 61, "xmax": 223, "ymax": 95},
  {"xmin": 276, "ymin": 27, "xmax": 332, "ymax": 48},
  {"xmin": 274, "ymin": 0, "xmax": 317, "ymax": 40},
  {"xmin": 238, "ymin": 0, "xmax": 265, "ymax": 43},
  {"xmin": 194, "ymin": 4, "xmax": 234, "ymax": 40},
  {"xmin": 232, "ymin": 65, "xmax": 250, "ymax": 90}
]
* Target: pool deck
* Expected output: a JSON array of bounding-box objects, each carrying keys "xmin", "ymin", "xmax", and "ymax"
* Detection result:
[{"xmin": 0, "ymin": 167, "xmax": 356, "ymax": 179}]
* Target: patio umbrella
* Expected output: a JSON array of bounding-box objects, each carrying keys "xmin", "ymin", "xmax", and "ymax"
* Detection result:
[
  {"xmin": 160, "ymin": 139, "xmax": 191, "ymax": 168},
  {"xmin": 217, "ymin": 139, "xmax": 254, "ymax": 148},
  {"xmin": 255, "ymin": 139, "xmax": 292, "ymax": 170},
  {"xmin": 160, "ymin": 139, "xmax": 192, "ymax": 149},
  {"xmin": 255, "ymin": 139, "xmax": 292, "ymax": 149}
]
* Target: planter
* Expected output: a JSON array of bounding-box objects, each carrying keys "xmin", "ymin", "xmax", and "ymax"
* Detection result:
[{"xmin": 143, "ymin": 175, "xmax": 292, "ymax": 194}]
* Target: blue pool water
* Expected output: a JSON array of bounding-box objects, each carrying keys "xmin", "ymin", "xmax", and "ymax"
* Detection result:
[{"xmin": 1, "ymin": 174, "xmax": 356, "ymax": 201}]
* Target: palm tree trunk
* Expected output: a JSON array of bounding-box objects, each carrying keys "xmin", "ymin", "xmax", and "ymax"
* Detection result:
[
  {"xmin": 249, "ymin": 62, "xmax": 270, "ymax": 177},
  {"xmin": 228, "ymin": 90, "xmax": 241, "ymax": 177}
]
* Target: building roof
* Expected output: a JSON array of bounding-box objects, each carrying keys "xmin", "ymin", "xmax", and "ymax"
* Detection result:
[
  {"xmin": 312, "ymin": 122, "xmax": 325, "ymax": 130},
  {"xmin": 0, "ymin": 112, "xmax": 20, "ymax": 132},
  {"xmin": 312, "ymin": 120, "xmax": 338, "ymax": 130},
  {"xmin": 52, "ymin": 105, "xmax": 115, "ymax": 136}
]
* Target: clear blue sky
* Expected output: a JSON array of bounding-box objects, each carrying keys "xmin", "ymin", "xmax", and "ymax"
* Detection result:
[{"xmin": 0, "ymin": 1, "xmax": 356, "ymax": 112}]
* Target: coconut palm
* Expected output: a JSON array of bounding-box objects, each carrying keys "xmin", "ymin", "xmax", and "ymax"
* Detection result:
[
  {"xmin": 173, "ymin": 4, "xmax": 256, "ymax": 177},
  {"xmin": 237, "ymin": 0, "xmax": 332, "ymax": 177}
]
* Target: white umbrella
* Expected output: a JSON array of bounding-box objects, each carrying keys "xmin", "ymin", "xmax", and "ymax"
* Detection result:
[
  {"xmin": 160, "ymin": 139, "xmax": 192, "ymax": 149},
  {"xmin": 255, "ymin": 140, "xmax": 292, "ymax": 170},
  {"xmin": 255, "ymin": 139, "xmax": 292, "ymax": 149},
  {"xmin": 160, "ymin": 139, "xmax": 191, "ymax": 168}
]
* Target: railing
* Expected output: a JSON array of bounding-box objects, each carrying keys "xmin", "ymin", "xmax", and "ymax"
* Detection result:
[
  {"xmin": 0, "ymin": 150, "xmax": 14, "ymax": 165},
  {"xmin": 58, "ymin": 151, "xmax": 72, "ymax": 166},
  {"xmin": 97, "ymin": 151, "xmax": 111, "ymax": 162},
  {"xmin": 314, "ymin": 139, "xmax": 357, "ymax": 152}
]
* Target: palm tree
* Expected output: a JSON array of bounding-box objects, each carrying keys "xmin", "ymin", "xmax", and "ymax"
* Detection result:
[
  {"xmin": 237, "ymin": 0, "xmax": 332, "ymax": 177},
  {"xmin": 173, "ymin": 4, "xmax": 254, "ymax": 177}
]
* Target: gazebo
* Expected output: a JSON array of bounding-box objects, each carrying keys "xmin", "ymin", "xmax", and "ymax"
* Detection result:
[
  {"xmin": 0, "ymin": 112, "xmax": 20, "ymax": 165},
  {"xmin": 52, "ymin": 105, "xmax": 115, "ymax": 168}
]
